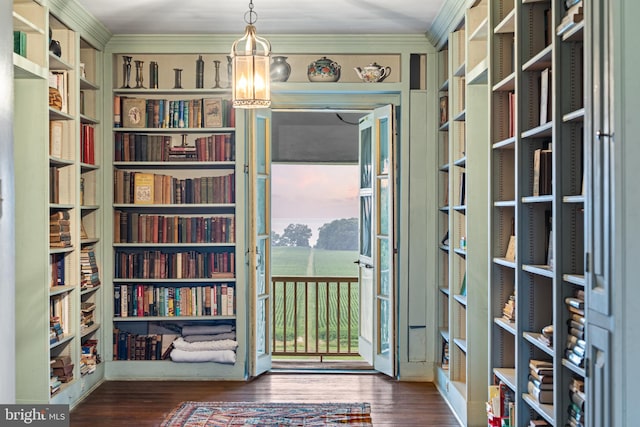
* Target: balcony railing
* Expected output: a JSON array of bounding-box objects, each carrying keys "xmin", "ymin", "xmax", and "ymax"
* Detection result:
[{"xmin": 272, "ymin": 276, "xmax": 360, "ymax": 359}]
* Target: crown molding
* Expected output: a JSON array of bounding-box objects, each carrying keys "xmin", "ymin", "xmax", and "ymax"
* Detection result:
[
  {"xmin": 49, "ymin": 0, "xmax": 112, "ymax": 49},
  {"xmin": 105, "ymin": 34, "xmax": 432, "ymax": 55},
  {"xmin": 427, "ymin": 0, "xmax": 467, "ymax": 50}
]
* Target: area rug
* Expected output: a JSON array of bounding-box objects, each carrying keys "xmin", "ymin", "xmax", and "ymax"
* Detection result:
[{"xmin": 161, "ymin": 401, "xmax": 373, "ymax": 426}]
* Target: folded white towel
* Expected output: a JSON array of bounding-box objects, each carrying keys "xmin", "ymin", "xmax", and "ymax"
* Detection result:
[
  {"xmin": 183, "ymin": 332, "xmax": 236, "ymax": 343},
  {"xmin": 170, "ymin": 348, "xmax": 236, "ymax": 364},
  {"xmin": 182, "ymin": 324, "xmax": 234, "ymax": 336},
  {"xmin": 172, "ymin": 337, "xmax": 238, "ymax": 352}
]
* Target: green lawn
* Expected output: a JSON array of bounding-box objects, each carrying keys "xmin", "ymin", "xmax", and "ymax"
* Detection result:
[{"xmin": 271, "ymin": 247, "xmax": 358, "ymax": 277}]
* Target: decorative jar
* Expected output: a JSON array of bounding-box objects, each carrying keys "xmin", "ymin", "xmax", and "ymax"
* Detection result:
[{"xmin": 307, "ymin": 56, "xmax": 340, "ymax": 82}]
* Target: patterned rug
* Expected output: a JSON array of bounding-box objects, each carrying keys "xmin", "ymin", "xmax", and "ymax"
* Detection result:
[{"xmin": 161, "ymin": 401, "xmax": 373, "ymax": 426}]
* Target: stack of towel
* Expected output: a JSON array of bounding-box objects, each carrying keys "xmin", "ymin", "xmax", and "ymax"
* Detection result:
[{"xmin": 169, "ymin": 324, "xmax": 237, "ymax": 364}]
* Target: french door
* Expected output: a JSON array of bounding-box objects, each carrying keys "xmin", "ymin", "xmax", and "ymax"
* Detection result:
[
  {"xmin": 248, "ymin": 108, "xmax": 272, "ymax": 377},
  {"xmin": 357, "ymin": 104, "xmax": 396, "ymax": 377}
]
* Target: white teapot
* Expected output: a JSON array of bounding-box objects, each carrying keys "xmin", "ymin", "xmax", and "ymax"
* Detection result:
[{"xmin": 354, "ymin": 63, "xmax": 391, "ymax": 83}]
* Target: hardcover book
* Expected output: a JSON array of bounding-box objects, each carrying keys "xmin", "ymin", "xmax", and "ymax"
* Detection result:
[
  {"xmin": 122, "ymin": 98, "xmax": 147, "ymax": 128},
  {"xmin": 134, "ymin": 173, "xmax": 155, "ymax": 205},
  {"xmin": 203, "ymin": 98, "xmax": 223, "ymax": 128},
  {"xmin": 49, "ymin": 121, "xmax": 63, "ymax": 158}
]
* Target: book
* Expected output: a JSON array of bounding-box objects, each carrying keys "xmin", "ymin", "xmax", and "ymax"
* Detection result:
[
  {"xmin": 122, "ymin": 98, "xmax": 146, "ymax": 128},
  {"xmin": 134, "ymin": 173, "xmax": 155, "ymax": 205},
  {"xmin": 528, "ymin": 380, "xmax": 553, "ymax": 404},
  {"xmin": 203, "ymin": 98, "xmax": 223, "ymax": 128},
  {"xmin": 539, "ymin": 68, "xmax": 551, "ymax": 125},
  {"xmin": 13, "ymin": 31, "xmax": 26, "ymax": 57},
  {"xmin": 505, "ymin": 235, "xmax": 516, "ymax": 261},
  {"xmin": 439, "ymin": 96, "xmax": 448, "ymax": 126}
]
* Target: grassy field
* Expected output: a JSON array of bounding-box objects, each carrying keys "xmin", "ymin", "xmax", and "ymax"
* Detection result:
[
  {"xmin": 271, "ymin": 247, "xmax": 360, "ymax": 357},
  {"xmin": 271, "ymin": 247, "xmax": 358, "ymax": 277}
]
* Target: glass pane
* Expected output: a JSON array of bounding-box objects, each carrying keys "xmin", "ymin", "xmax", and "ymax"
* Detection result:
[
  {"xmin": 257, "ymin": 117, "xmax": 267, "ymax": 174},
  {"xmin": 257, "ymin": 178, "xmax": 266, "ymax": 235},
  {"xmin": 359, "ymin": 267, "xmax": 373, "ymax": 343},
  {"xmin": 378, "ymin": 178, "xmax": 389, "ymax": 236},
  {"xmin": 257, "ymin": 238, "xmax": 266, "ymax": 294},
  {"xmin": 378, "ymin": 298, "xmax": 389, "ymax": 354},
  {"xmin": 379, "ymin": 237, "xmax": 390, "ymax": 296},
  {"xmin": 360, "ymin": 196, "xmax": 372, "ymax": 258},
  {"xmin": 360, "ymin": 126, "xmax": 372, "ymax": 189},
  {"xmin": 257, "ymin": 299, "xmax": 266, "ymax": 355},
  {"xmin": 378, "ymin": 117, "xmax": 389, "ymax": 175}
]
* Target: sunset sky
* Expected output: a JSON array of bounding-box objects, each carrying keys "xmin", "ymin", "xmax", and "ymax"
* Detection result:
[{"xmin": 271, "ymin": 164, "xmax": 359, "ymax": 243}]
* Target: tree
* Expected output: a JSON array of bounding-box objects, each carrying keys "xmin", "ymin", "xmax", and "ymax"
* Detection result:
[
  {"xmin": 271, "ymin": 231, "xmax": 284, "ymax": 247},
  {"xmin": 315, "ymin": 218, "xmax": 358, "ymax": 250},
  {"xmin": 280, "ymin": 223, "xmax": 312, "ymax": 247}
]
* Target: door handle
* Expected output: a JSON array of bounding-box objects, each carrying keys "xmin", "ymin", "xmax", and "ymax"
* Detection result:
[{"xmin": 354, "ymin": 260, "xmax": 374, "ymax": 269}]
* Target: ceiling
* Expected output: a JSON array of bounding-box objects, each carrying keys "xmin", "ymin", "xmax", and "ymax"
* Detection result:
[{"xmin": 75, "ymin": 0, "xmax": 446, "ymax": 35}]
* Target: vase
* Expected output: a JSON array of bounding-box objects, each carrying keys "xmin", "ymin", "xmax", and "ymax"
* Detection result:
[{"xmin": 270, "ymin": 56, "xmax": 291, "ymax": 82}]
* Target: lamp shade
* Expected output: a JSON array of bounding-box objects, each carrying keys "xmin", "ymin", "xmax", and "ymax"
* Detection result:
[{"xmin": 231, "ymin": 24, "xmax": 271, "ymax": 108}]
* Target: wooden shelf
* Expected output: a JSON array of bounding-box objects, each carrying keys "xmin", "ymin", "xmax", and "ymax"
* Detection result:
[
  {"xmin": 493, "ymin": 367, "xmax": 516, "ymax": 390},
  {"xmin": 494, "ymin": 317, "xmax": 516, "ymax": 335},
  {"xmin": 494, "ymin": 9, "xmax": 515, "ymax": 34},
  {"xmin": 522, "ymin": 44, "xmax": 553, "ymax": 72}
]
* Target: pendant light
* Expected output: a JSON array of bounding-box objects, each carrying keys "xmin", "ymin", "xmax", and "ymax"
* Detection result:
[{"xmin": 230, "ymin": 0, "xmax": 271, "ymax": 108}]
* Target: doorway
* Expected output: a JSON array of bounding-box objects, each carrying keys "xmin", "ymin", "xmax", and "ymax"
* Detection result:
[{"xmin": 247, "ymin": 106, "xmax": 397, "ymax": 376}]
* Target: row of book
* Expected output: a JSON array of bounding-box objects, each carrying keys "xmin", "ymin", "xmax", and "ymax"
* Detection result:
[
  {"xmin": 487, "ymin": 382, "xmax": 514, "ymax": 427},
  {"xmin": 533, "ymin": 144, "xmax": 553, "ymax": 197},
  {"xmin": 114, "ymin": 249, "xmax": 235, "ymax": 279},
  {"xmin": 114, "ymin": 283, "xmax": 235, "ymax": 318},
  {"xmin": 528, "ymin": 359, "xmax": 553, "ymax": 405},
  {"xmin": 557, "ymin": 0, "xmax": 584, "ymax": 36},
  {"xmin": 80, "ymin": 302, "xmax": 96, "ymax": 331},
  {"xmin": 112, "ymin": 331, "xmax": 169, "ymax": 361},
  {"xmin": 114, "ymin": 132, "xmax": 235, "ymax": 162},
  {"xmin": 565, "ymin": 290, "xmax": 586, "ymax": 369},
  {"xmin": 50, "ymin": 210, "xmax": 71, "ymax": 248},
  {"xmin": 81, "ymin": 339, "xmax": 100, "ymax": 376},
  {"xmin": 50, "ymin": 356, "xmax": 73, "ymax": 395},
  {"xmin": 441, "ymin": 339, "xmax": 449, "ymax": 370},
  {"xmin": 114, "ymin": 96, "xmax": 235, "ymax": 129},
  {"xmin": 50, "ymin": 253, "xmax": 66, "ymax": 287},
  {"xmin": 502, "ymin": 292, "xmax": 515, "ymax": 322},
  {"xmin": 80, "ymin": 248, "xmax": 101, "ymax": 289},
  {"xmin": 113, "ymin": 171, "xmax": 235, "ymax": 205},
  {"xmin": 114, "ymin": 211, "xmax": 235, "ymax": 244},
  {"xmin": 568, "ymin": 377, "xmax": 585, "ymax": 427},
  {"xmin": 81, "ymin": 124, "xmax": 96, "ymax": 165}
]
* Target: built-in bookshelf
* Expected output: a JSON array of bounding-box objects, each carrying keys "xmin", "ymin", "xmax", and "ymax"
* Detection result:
[
  {"xmin": 434, "ymin": 0, "xmax": 490, "ymax": 423},
  {"xmin": 106, "ymin": 52, "xmax": 245, "ymax": 379},
  {"xmin": 487, "ymin": 0, "xmax": 587, "ymax": 425},
  {"xmin": 14, "ymin": 0, "xmax": 105, "ymax": 407}
]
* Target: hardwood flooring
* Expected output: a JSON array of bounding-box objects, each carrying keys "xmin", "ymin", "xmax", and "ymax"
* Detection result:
[{"xmin": 70, "ymin": 372, "xmax": 461, "ymax": 426}]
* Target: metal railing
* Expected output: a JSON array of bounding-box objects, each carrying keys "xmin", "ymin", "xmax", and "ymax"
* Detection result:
[{"xmin": 272, "ymin": 276, "xmax": 360, "ymax": 359}]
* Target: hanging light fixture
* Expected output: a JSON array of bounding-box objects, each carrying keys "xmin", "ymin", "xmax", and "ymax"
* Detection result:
[{"xmin": 231, "ymin": 0, "xmax": 271, "ymax": 108}]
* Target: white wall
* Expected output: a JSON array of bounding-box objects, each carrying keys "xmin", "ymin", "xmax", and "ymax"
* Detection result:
[{"xmin": 0, "ymin": 0, "xmax": 16, "ymax": 404}]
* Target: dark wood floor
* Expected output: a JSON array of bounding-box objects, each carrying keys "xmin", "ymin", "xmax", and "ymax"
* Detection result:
[{"xmin": 70, "ymin": 372, "xmax": 461, "ymax": 426}]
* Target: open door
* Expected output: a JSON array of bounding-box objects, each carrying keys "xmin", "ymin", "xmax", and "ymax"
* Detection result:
[
  {"xmin": 357, "ymin": 105, "xmax": 396, "ymax": 377},
  {"xmin": 247, "ymin": 108, "xmax": 272, "ymax": 377}
]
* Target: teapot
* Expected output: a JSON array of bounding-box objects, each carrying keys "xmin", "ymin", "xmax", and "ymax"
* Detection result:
[{"xmin": 354, "ymin": 63, "xmax": 391, "ymax": 83}]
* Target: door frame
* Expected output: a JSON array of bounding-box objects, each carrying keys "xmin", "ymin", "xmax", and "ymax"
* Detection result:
[{"xmin": 268, "ymin": 91, "xmax": 402, "ymax": 377}]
